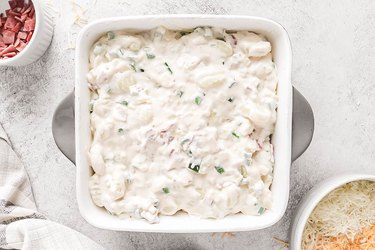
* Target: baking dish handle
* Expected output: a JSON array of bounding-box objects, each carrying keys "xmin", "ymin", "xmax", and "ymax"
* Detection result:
[
  {"xmin": 52, "ymin": 87, "xmax": 314, "ymax": 165},
  {"xmin": 52, "ymin": 91, "xmax": 75, "ymax": 164},
  {"xmin": 292, "ymin": 88, "xmax": 314, "ymax": 162}
]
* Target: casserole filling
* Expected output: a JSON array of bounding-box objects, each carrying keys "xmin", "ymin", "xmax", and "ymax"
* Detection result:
[{"xmin": 87, "ymin": 27, "xmax": 278, "ymax": 223}]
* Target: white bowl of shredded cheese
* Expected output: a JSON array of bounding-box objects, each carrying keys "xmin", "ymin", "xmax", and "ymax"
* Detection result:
[
  {"xmin": 75, "ymin": 15, "xmax": 293, "ymax": 232},
  {"xmin": 290, "ymin": 173, "xmax": 375, "ymax": 250}
]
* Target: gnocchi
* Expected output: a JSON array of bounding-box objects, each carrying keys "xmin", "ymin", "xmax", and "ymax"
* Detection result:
[{"xmin": 87, "ymin": 27, "xmax": 278, "ymax": 223}]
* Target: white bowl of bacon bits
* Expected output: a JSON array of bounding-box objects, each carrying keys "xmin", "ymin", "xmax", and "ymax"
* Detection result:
[{"xmin": 0, "ymin": 0, "xmax": 53, "ymax": 66}]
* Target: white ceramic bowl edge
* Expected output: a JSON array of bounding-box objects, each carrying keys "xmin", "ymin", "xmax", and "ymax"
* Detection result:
[
  {"xmin": 290, "ymin": 173, "xmax": 375, "ymax": 250},
  {"xmin": 0, "ymin": 0, "xmax": 54, "ymax": 66}
]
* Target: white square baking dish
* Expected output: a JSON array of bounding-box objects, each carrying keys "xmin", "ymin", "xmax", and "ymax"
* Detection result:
[{"xmin": 75, "ymin": 15, "xmax": 292, "ymax": 232}]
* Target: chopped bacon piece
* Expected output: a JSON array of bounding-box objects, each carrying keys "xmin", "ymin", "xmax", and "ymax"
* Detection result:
[
  {"xmin": 8, "ymin": 0, "xmax": 17, "ymax": 9},
  {"xmin": 11, "ymin": 22, "xmax": 21, "ymax": 32},
  {"xmin": 0, "ymin": 35, "xmax": 5, "ymax": 47},
  {"xmin": 24, "ymin": 18, "xmax": 35, "ymax": 32},
  {"xmin": 16, "ymin": 0, "xmax": 24, "ymax": 8},
  {"xmin": 28, "ymin": 8, "xmax": 35, "ymax": 18},
  {"xmin": 17, "ymin": 31, "xmax": 27, "ymax": 40},
  {"xmin": 3, "ymin": 51, "xmax": 16, "ymax": 57},
  {"xmin": 23, "ymin": 5, "xmax": 32, "ymax": 15},
  {"xmin": 20, "ymin": 14, "xmax": 27, "ymax": 22},
  {"xmin": 20, "ymin": 3, "xmax": 29, "ymax": 13},
  {"xmin": 26, "ymin": 31, "xmax": 33, "ymax": 42},
  {"xmin": 4, "ymin": 15, "xmax": 18, "ymax": 30},
  {"xmin": 2, "ymin": 30, "xmax": 15, "ymax": 44},
  {"xmin": 0, "ymin": 45, "xmax": 17, "ymax": 56},
  {"xmin": 8, "ymin": 10, "xmax": 21, "ymax": 17},
  {"xmin": 13, "ymin": 37, "xmax": 20, "ymax": 47},
  {"xmin": 16, "ymin": 41, "xmax": 26, "ymax": 51},
  {"xmin": 14, "ymin": 15, "xmax": 22, "ymax": 22}
]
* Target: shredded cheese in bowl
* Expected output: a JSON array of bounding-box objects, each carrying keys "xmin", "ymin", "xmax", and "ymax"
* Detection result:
[{"xmin": 302, "ymin": 180, "xmax": 375, "ymax": 250}]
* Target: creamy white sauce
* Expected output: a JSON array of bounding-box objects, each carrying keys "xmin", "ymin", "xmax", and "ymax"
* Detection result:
[{"xmin": 87, "ymin": 27, "xmax": 278, "ymax": 223}]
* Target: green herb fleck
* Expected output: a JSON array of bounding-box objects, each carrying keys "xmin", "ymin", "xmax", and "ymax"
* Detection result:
[
  {"xmin": 162, "ymin": 187, "xmax": 170, "ymax": 194},
  {"xmin": 89, "ymin": 103, "xmax": 94, "ymax": 114},
  {"xmin": 229, "ymin": 82, "xmax": 236, "ymax": 88},
  {"xmin": 130, "ymin": 63, "xmax": 137, "ymax": 72},
  {"xmin": 216, "ymin": 37, "xmax": 226, "ymax": 42},
  {"xmin": 177, "ymin": 90, "xmax": 184, "ymax": 98},
  {"xmin": 180, "ymin": 139, "xmax": 191, "ymax": 156},
  {"xmin": 180, "ymin": 138, "xmax": 190, "ymax": 146},
  {"xmin": 215, "ymin": 166, "xmax": 225, "ymax": 174},
  {"xmin": 188, "ymin": 163, "xmax": 200, "ymax": 173},
  {"xmin": 107, "ymin": 31, "xmax": 115, "ymax": 40},
  {"xmin": 180, "ymin": 31, "xmax": 190, "ymax": 36},
  {"xmin": 146, "ymin": 53, "xmax": 155, "ymax": 59},
  {"xmin": 119, "ymin": 100, "xmax": 128, "ymax": 106},
  {"xmin": 106, "ymin": 88, "xmax": 112, "ymax": 94},
  {"xmin": 118, "ymin": 128, "xmax": 124, "ymax": 133},
  {"xmin": 258, "ymin": 207, "xmax": 265, "ymax": 215},
  {"xmin": 118, "ymin": 48, "xmax": 125, "ymax": 55},
  {"xmin": 228, "ymin": 97, "xmax": 234, "ymax": 103},
  {"xmin": 232, "ymin": 131, "xmax": 240, "ymax": 138},
  {"xmin": 195, "ymin": 96, "xmax": 202, "ymax": 105},
  {"xmin": 140, "ymin": 68, "xmax": 145, "ymax": 72},
  {"xmin": 240, "ymin": 165, "xmax": 248, "ymax": 177},
  {"xmin": 164, "ymin": 62, "xmax": 173, "ymax": 74}
]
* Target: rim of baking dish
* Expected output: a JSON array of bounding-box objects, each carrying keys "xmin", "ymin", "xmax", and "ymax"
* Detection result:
[{"xmin": 75, "ymin": 14, "xmax": 293, "ymax": 232}]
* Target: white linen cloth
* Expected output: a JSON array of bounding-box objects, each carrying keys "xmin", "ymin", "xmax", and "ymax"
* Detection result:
[{"xmin": 0, "ymin": 125, "xmax": 104, "ymax": 250}]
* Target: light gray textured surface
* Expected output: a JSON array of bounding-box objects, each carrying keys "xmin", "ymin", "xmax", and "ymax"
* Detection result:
[{"xmin": 1, "ymin": 1, "xmax": 375, "ymax": 249}]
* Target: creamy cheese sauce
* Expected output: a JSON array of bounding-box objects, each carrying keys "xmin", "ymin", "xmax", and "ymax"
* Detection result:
[{"xmin": 87, "ymin": 27, "xmax": 278, "ymax": 223}]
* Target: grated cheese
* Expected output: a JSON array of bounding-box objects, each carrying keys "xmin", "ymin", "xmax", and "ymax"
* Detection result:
[
  {"xmin": 273, "ymin": 237, "xmax": 289, "ymax": 249},
  {"xmin": 312, "ymin": 224, "xmax": 375, "ymax": 249},
  {"xmin": 301, "ymin": 180, "xmax": 375, "ymax": 250},
  {"xmin": 221, "ymin": 232, "xmax": 235, "ymax": 238},
  {"xmin": 66, "ymin": 0, "xmax": 98, "ymax": 50}
]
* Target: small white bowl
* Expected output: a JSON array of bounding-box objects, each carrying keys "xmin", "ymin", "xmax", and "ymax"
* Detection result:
[
  {"xmin": 0, "ymin": 0, "xmax": 53, "ymax": 66},
  {"xmin": 290, "ymin": 173, "xmax": 375, "ymax": 250}
]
